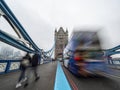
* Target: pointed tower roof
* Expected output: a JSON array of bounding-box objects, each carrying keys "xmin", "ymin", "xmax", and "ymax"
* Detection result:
[
  {"xmin": 58, "ymin": 27, "xmax": 66, "ymax": 34},
  {"xmin": 55, "ymin": 28, "xmax": 57, "ymax": 32}
]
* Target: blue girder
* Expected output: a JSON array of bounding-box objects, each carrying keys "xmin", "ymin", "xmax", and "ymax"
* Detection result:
[
  {"xmin": 0, "ymin": 0, "xmax": 40, "ymax": 52},
  {"xmin": 0, "ymin": 0, "xmax": 54, "ymax": 57},
  {"xmin": 0, "ymin": 30, "xmax": 35, "ymax": 53},
  {"xmin": 105, "ymin": 45, "xmax": 120, "ymax": 56}
]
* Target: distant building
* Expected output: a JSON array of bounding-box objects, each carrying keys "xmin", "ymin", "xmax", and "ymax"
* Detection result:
[{"xmin": 54, "ymin": 27, "xmax": 68, "ymax": 59}]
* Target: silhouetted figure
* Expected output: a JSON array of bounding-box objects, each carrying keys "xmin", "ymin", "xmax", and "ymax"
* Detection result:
[
  {"xmin": 23, "ymin": 53, "xmax": 41, "ymax": 87},
  {"xmin": 31, "ymin": 53, "xmax": 40, "ymax": 81},
  {"xmin": 16, "ymin": 53, "xmax": 31, "ymax": 88}
]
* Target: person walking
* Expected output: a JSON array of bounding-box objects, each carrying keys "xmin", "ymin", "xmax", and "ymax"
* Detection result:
[
  {"xmin": 24, "ymin": 53, "xmax": 40, "ymax": 87},
  {"xmin": 30, "ymin": 53, "xmax": 40, "ymax": 81},
  {"xmin": 15, "ymin": 53, "xmax": 31, "ymax": 88}
]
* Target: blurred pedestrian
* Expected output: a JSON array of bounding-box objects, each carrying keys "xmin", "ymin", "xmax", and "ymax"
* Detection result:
[
  {"xmin": 30, "ymin": 53, "xmax": 40, "ymax": 81},
  {"xmin": 15, "ymin": 53, "xmax": 31, "ymax": 88}
]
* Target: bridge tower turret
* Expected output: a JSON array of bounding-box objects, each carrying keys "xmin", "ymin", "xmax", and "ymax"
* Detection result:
[{"xmin": 54, "ymin": 27, "xmax": 68, "ymax": 59}]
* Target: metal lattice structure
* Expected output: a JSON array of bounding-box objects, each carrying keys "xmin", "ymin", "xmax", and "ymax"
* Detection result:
[{"xmin": 0, "ymin": 0, "xmax": 54, "ymax": 74}]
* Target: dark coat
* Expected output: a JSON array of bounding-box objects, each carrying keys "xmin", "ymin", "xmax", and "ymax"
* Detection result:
[{"xmin": 31, "ymin": 54, "xmax": 41, "ymax": 67}]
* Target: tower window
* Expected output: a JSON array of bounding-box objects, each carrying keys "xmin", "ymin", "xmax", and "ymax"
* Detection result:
[{"xmin": 59, "ymin": 38, "xmax": 63, "ymax": 39}]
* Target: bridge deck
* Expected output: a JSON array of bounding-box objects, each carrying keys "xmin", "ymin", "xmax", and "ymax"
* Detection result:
[
  {"xmin": 62, "ymin": 65, "xmax": 120, "ymax": 90},
  {"xmin": 0, "ymin": 62, "xmax": 57, "ymax": 90},
  {"xmin": 0, "ymin": 61, "xmax": 120, "ymax": 90}
]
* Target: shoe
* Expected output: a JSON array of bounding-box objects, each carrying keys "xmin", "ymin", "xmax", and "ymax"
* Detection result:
[
  {"xmin": 15, "ymin": 83, "xmax": 22, "ymax": 88},
  {"xmin": 35, "ymin": 76, "xmax": 40, "ymax": 81},
  {"xmin": 21, "ymin": 77, "xmax": 27, "ymax": 82},
  {"xmin": 24, "ymin": 83, "xmax": 28, "ymax": 88}
]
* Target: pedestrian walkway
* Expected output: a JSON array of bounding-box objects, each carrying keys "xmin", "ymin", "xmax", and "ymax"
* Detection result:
[{"xmin": 0, "ymin": 62, "xmax": 57, "ymax": 90}]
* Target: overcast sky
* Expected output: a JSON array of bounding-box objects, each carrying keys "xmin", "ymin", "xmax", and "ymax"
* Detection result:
[{"xmin": 1, "ymin": 0, "xmax": 120, "ymax": 51}]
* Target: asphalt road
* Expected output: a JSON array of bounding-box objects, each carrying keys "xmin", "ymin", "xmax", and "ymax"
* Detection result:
[{"xmin": 63, "ymin": 65, "xmax": 120, "ymax": 90}]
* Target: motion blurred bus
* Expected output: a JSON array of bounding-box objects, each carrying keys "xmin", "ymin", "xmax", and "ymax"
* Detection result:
[{"xmin": 63, "ymin": 31, "xmax": 106, "ymax": 76}]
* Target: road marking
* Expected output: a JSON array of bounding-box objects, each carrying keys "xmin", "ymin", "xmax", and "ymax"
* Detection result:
[
  {"xmin": 63, "ymin": 68, "xmax": 78, "ymax": 90},
  {"xmin": 54, "ymin": 62, "xmax": 71, "ymax": 90}
]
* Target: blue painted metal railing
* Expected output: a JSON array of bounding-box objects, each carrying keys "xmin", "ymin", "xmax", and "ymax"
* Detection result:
[
  {"xmin": 0, "ymin": 59, "xmax": 52, "ymax": 75},
  {"xmin": 107, "ymin": 59, "xmax": 120, "ymax": 70},
  {"xmin": 0, "ymin": 60, "xmax": 21, "ymax": 74},
  {"xmin": 110, "ymin": 60, "xmax": 120, "ymax": 65}
]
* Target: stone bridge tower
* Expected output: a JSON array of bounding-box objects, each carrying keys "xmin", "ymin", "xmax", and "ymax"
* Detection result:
[{"xmin": 54, "ymin": 27, "xmax": 68, "ymax": 59}]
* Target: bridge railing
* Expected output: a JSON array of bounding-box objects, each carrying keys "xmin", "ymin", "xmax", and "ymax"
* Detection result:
[
  {"xmin": 107, "ymin": 59, "xmax": 120, "ymax": 70},
  {"xmin": 0, "ymin": 58, "xmax": 52, "ymax": 75},
  {"xmin": 0, "ymin": 60, "xmax": 21, "ymax": 74}
]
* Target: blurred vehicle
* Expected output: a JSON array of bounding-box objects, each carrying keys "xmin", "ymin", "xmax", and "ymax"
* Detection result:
[{"xmin": 63, "ymin": 31, "xmax": 107, "ymax": 77}]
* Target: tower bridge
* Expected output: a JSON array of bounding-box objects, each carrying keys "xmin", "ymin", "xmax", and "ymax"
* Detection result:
[{"xmin": 0, "ymin": 0, "xmax": 120, "ymax": 90}]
